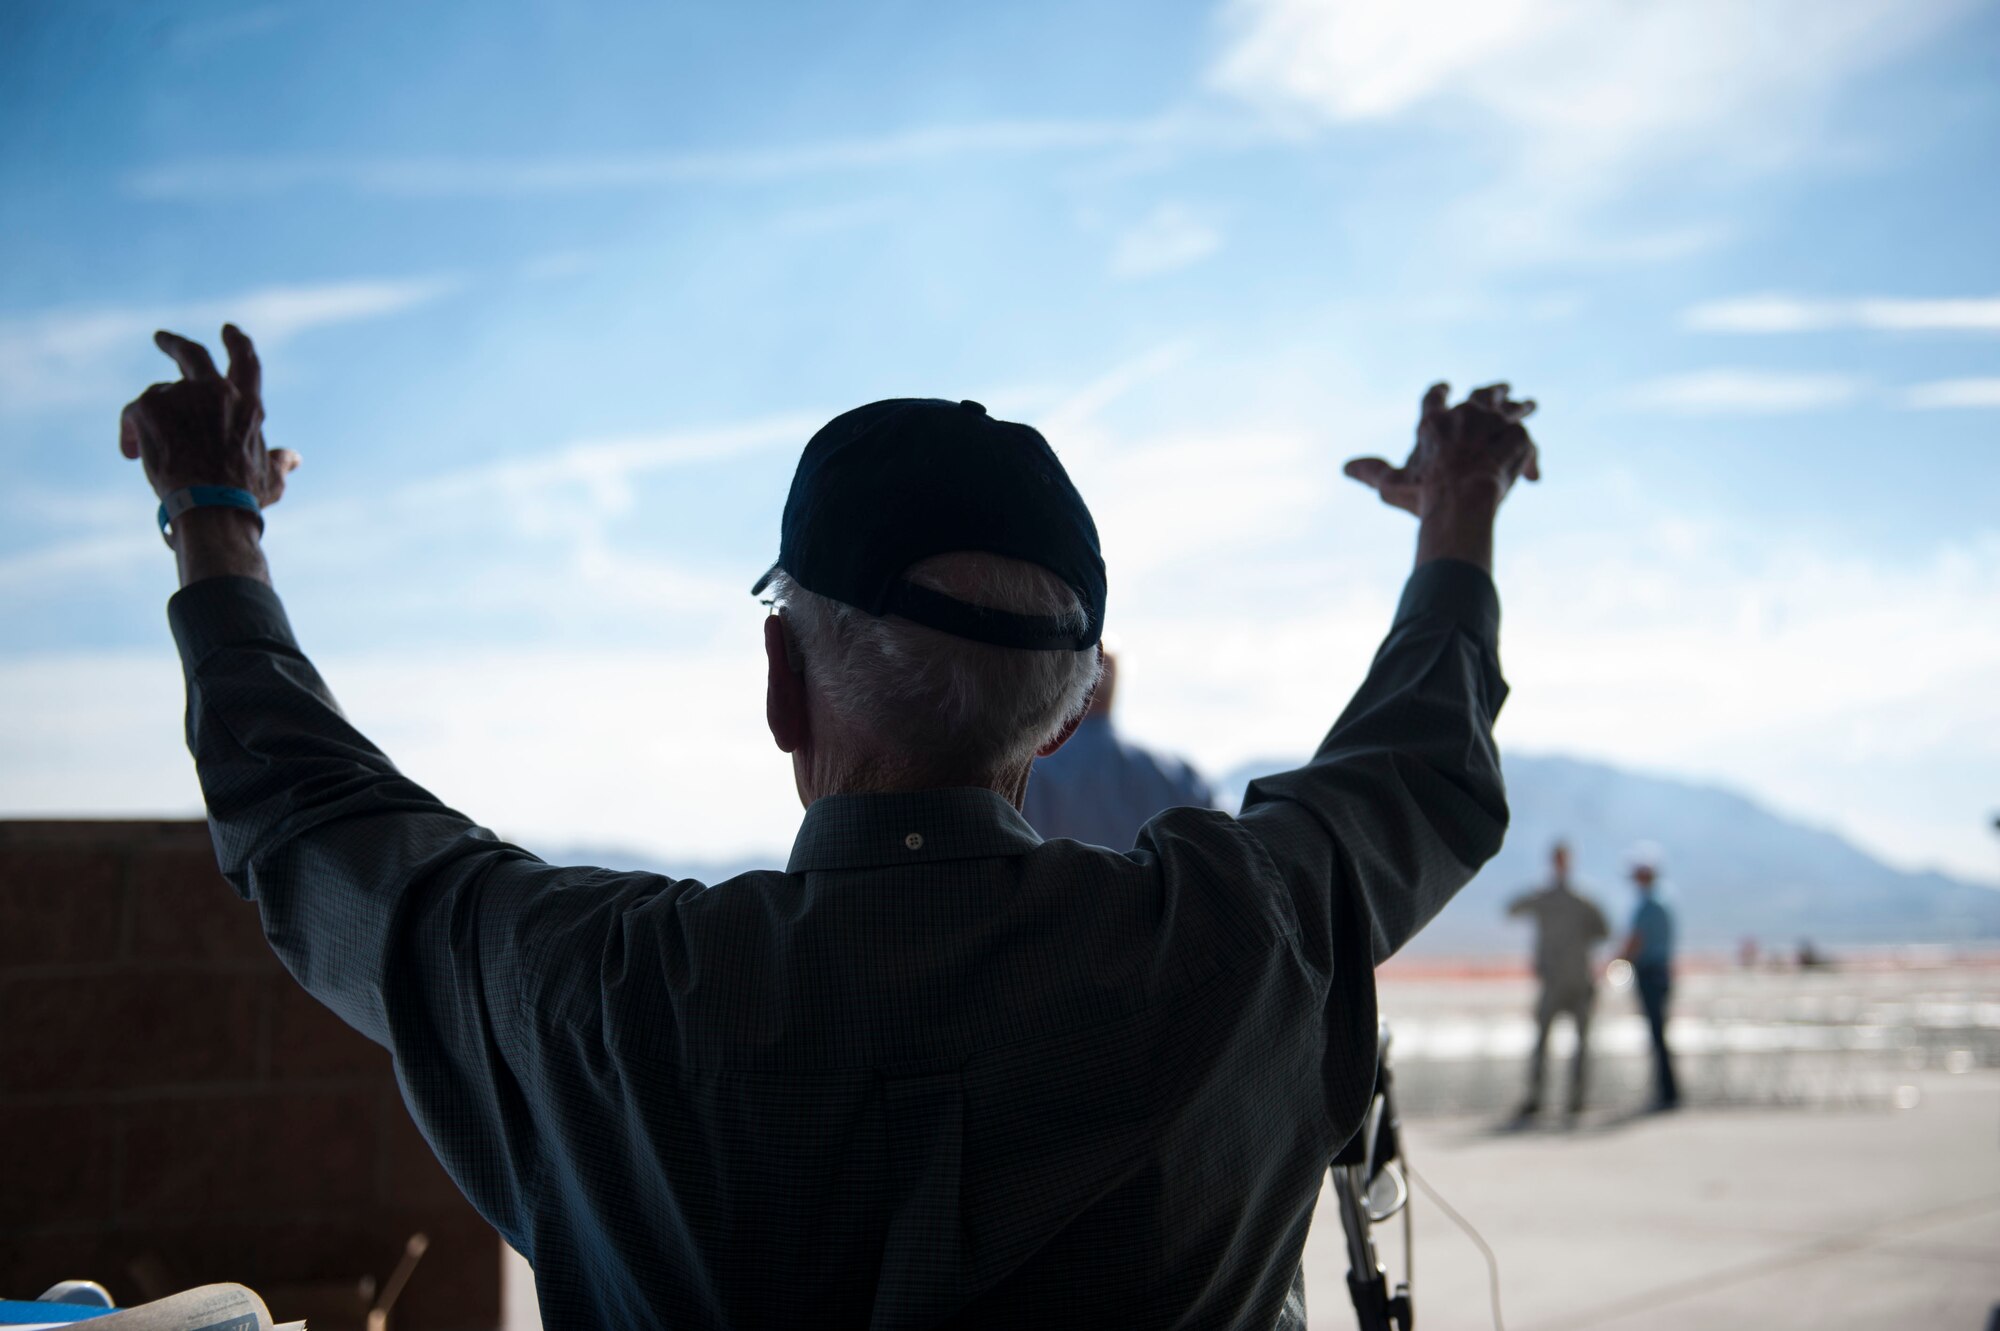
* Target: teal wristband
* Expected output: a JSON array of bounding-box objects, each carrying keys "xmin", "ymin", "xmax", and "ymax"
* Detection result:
[{"xmin": 158, "ymin": 486, "xmax": 263, "ymax": 547}]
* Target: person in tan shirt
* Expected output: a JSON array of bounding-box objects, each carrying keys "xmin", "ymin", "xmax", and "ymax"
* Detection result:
[{"xmin": 1507, "ymin": 840, "xmax": 1610, "ymax": 1122}]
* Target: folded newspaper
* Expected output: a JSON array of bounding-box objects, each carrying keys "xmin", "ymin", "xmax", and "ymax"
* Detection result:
[{"xmin": 3, "ymin": 1285, "xmax": 302, "ymax": 1331}]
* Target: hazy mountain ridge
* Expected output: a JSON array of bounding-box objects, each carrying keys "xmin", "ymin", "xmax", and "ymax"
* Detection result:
[
  {"xmin": 539, "ymin": 752, "xmax": 2000, "ymax": 955},
  {"xmin": 1222, "ymin": 752, "xmax": 2000, "ymax": 954}
]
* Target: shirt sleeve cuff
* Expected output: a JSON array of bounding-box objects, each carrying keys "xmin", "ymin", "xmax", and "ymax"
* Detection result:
[
  {"xmin": 168, "ymin": 576, "xmax": 301, "ymax": 672},
  {"xmin": 1393, "ymin": 558, "xmax": 1500, "ymax": 644}
]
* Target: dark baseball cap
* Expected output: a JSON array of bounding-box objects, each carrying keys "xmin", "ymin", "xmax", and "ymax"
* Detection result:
[{"xmin": 750, "ymin": 398, "xmax": 1105, "ymax": 651}]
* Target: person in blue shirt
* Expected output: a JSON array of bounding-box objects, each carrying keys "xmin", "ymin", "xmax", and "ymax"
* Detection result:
[
  {"xmin": 1618, "ymin": 842, "xmax": 1680, "ymax": 1110},
  {"xmin": 1021, "ymin": 649, "xmax": 1216, "ymax": 849}
]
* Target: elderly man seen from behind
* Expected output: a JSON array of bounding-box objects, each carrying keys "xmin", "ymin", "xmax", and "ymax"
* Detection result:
[{"xmin": 124, "ymin": 327, "xmax": 1536, "ymax": 1330}]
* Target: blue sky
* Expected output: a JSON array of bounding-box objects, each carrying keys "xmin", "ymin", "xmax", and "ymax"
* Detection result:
[{"xmin": 4, "ymin": 0, "xmax": 1997, "ymax": 885}]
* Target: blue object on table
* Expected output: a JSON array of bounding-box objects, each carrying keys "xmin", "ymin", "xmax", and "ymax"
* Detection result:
[{"xmin": 0, "ymin": 1300, "xmax": 116, "ymax": 1324}]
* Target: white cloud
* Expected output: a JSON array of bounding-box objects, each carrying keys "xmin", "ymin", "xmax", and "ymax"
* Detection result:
[
  {"xmin": 1031, "ymin": 342, "xmax": 1197, "ymax": 440},
  {"xmin": 0, "ymin": 641, "xmax": 803, "ymax": 866},
  {"xmin": 0, "ymin": 276, "xmax": 456, "ymax": 412},
  {"xmin": 1108, "ymin": 204, "xmax": 1225, "ymax": 280},
  {"xmin": 1096, "ymin": 519, "xmax": 2000, "ymax": 887},
  {"xmin": 1631, "ymin": 370, "xmax": 1864, "ymax": 415},
  {"xmin": 387, "ymin": 413, "xmax": 819, "ymax": 517},
  {"xmin": 225, "ymin": 279, "xmax": 459, "ymax": 339},
  {"xmin": 1494, "ymin": 527, "xmax": 2000, "ymax": 885},
  {"xmin": 1208, "ymin": 0, "xmax": 1977, "ymax": 261},
  {"xmin": 0, "ymin": 531, "xmax": 160, "ymax": 592},
  {"xmin": 1212, "ymin": 0, "xmax": 1967, "ymax": 142},
  {"xmin": 0, "ymin": 408, "xmax": 820, "ymax": 593},
  {"xmin": 1686, "ymin": 294, "xmax": 2000, "ymax": 333},
  {"xmin": 1904, "ymin": 378, "xmax": 2000, "ymax": 409},
  {"xmin": 1210, "ymin": 0, "xmax": 1555, "ymax": 123},
  {"xmin": 124, "ymin": 114, "xmax": 1253, "ymax": 199}
]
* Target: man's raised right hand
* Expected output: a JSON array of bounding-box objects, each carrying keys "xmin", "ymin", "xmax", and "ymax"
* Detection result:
[{"xmin": 1343, "ymin": 382, "xmax": 1540, "ymax": 571}]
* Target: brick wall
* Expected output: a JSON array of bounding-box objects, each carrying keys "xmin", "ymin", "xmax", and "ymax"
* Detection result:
[{"xmin": 0, "ymin": 821, "xmax": 503, "ymax": 1330}]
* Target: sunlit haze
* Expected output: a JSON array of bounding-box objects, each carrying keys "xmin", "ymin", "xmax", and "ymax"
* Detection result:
[{"xmin": 4, "ymin": 0, "xmax": 1996, "ymax": 884}]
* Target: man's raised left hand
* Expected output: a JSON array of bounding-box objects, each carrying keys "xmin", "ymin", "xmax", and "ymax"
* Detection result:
[{"xmin": 120, "ymin": 324, "xmax": 301, "ymax": 505}]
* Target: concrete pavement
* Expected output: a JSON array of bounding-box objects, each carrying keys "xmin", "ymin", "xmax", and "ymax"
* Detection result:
[{"xmin": 1299, "ymin": 1069, "xmax": 2000, "ymax": 1330}]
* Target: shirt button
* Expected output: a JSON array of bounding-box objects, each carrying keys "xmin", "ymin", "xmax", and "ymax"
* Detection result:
[{"xmin": 904, "ymin": 832, "xmax": 925, "ymax": 851}]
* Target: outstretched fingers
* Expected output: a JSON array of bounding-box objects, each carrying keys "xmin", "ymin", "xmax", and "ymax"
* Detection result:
[
  {"xmin": 221, "ymin": 324, "xmax": 261, "ymax": 400},
  {"xmin": 1488, "ymin": 420, "xmax": 1540, "ymax": 485},
  {"xmin": 1421, "ymin": 381, "xmax": 1451, "ymax": 421},
  {"xmin": 118, "ymin": 400, "xmax": 147, "ymax": 460},
  {"xmin": 154, "ymin": 330, "xmax": 221, "ymax": 382},
  {"xmin": 1343, "ymin": 456, "xmax": 1422, "ymax": 514},
  {"xmin": 1344, "ymin": 457, "xmax": 1401, "ymax": 487},
  {"xmin": 1468, "ymin": 382, "xmax": 1537, "ymax": 423},
  {"xmin": 263, "ymin": 447, "xmax": 303, "ymax": 505}
]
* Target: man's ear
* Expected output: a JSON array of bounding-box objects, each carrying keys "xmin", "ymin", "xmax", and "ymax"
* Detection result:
[{"xmin": 764, "ymin": 613, "xmax": 809, "ymax": 754}]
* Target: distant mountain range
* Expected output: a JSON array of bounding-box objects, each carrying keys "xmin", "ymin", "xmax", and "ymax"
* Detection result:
[
  {"xmin": 1219, "ymin": 752, "xmax": 2000, "ymax": 954},
  {"xmin": 544, "ymin": 752, "xmax": 2000, "ymax": 956}
]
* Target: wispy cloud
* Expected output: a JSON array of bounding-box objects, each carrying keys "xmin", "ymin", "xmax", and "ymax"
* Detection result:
[
  {"xmin": 1108, "ymin": 204, "xmax": 1224, "ymax": 280},
  {"xmin": 224, "ymin": 279, "xmax": 459, "ymax": 338},
  {"xmin": 1032, "ymin": 342, "xmax": 1197, "ymax": 445},
  {"xmin": 1631, "ymin": 370, "xmax": 1865, "ymax": 415},
  {"xmin": 0, "ymin": 275, "xmax": 457, "ymax": 412},
  {"xmin": 0, "ymin": 409, "xmax": 820, "ymax": 592},
  {"xmin": 161, "ymin": 3, "xmax": 298, "ymax": 52},
  {"xmin": 1211, "ymin": 0, "xmax": 1557, "ymax": 124},
  {"xmin": 1903, "ymin": 378, "xmax": 2000, "ymax": 409},
  {"xmin": 1207, "ymin": 0, "xmax": 1977, "ymax": 262},
  {"xmin": 125, "ymin": 114, "xmax": 1252, "ymax": 199},
  {"xmin": 1685, "ymin": 293, "xmax": 2000, "ymax": 333},
  {"xmin": 0, "ymin": 531, "xmax": 161, "ymax": 592},
  {"xmin": 365, "ymin": 413, "xmax": 822, "ymax": 548},
  {"xmin": 1211, "ymin": 0, "xmax": 1969, "ymax": 147}
]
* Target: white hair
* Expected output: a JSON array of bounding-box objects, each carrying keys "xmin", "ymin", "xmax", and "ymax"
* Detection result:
[{"xmin": 765, "ymin": 553, "xmax": 1101, "ymax": 788}]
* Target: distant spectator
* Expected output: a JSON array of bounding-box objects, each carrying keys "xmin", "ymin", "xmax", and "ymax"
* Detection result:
[
  {"xmin": 1505, "ymin": 840, "xmax": 1610, "ymax": 1121},
  {"xmin": 1618, "ymin": 842, "xmax": 1680, "ymax": 1111},
  {"xmin": 1022, "ymin": 649, "xmax": 1215, "ymax": 848}
]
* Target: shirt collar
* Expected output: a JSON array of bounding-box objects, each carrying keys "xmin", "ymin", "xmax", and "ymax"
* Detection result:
[{"xmin": 787, "ymin": 787, "xmax": 1044, "ymax": 874}]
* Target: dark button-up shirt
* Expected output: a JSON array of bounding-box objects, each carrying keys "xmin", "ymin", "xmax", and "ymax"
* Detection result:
[
  {"xmin": 168, "ymin": 559, "xmax": 1508, "ymax": 1330},
  {"xmin": 1022, "ymin": 714, "xmax": 1216, "ymax": 850}
]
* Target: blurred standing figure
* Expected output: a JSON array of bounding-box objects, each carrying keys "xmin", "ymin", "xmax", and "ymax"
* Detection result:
[
  {"xmin": 1619, "ymin": 842, "xmax": 1680, "ymax": 1110},
  {"xmin": 1022, "ymin": 650, "xmax": 1215, "ymax": 848},
  {"xmin": 1505, "ymin": 840, "xmax": 1609, "ymax": 1120}
]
